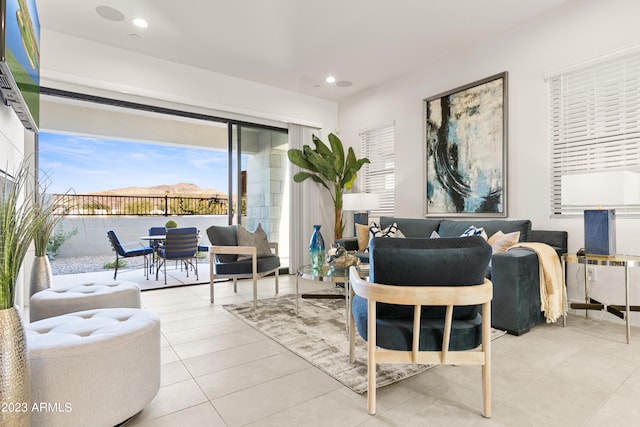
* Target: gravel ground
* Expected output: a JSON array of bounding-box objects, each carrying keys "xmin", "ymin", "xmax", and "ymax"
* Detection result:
[
  {"xmin": 50, "ymin": 254, "xmax": 208, "ymax": 275},
  {"xmin": 50, "ymin": 255, "xmax": 147, "ymax": 275}
]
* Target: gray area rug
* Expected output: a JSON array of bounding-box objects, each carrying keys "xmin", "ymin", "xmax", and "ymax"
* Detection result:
[{"xmin": 225, "ymin": 293, "xmax": 506, "ymax": 394}]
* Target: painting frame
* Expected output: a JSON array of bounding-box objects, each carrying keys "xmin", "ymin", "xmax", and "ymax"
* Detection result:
[{"xmin": 424, "ymin": 72, "xmax": 508, "ymax": 218}]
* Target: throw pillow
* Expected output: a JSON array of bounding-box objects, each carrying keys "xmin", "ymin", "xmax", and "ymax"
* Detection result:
[
  {"xmin": 236, "ymin": 223, "xmax": 273, "ymax": 260},
  {"xmin": 460, "ymin": 225, "xmax": 488, "ymax": 240},
  {"xmin": 369, "ymin": 222, "xmax": 405, "ymax": 239},
  {"xmin": 355, "ymin": 223, "xmax": 370, "ymax": 252},
  {"xmin": 488, "ymin": 230, "xmax": 520, "ymax": 254},
  {"xmin": 429, "ymin": 230, "xmax": 440, "ymax": 238},
  {"xmin": 368, "ymin": 222, "xmax": 405, "ymax": 251}
]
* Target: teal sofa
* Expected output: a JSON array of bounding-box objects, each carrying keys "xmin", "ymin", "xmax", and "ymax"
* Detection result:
[{"xmin": 338, "ymin": 216, "xmax": 568, "ymax": 335}]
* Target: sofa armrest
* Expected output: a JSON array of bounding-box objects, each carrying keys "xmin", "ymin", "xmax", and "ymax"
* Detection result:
[
  {"xmin": 490, "ymin": 249, "xmax": 544, "ymax": 335},
  {"xmin": 530, "ymin": 230, "xmax": 567, "ymax": 257},
  {"xmin": 336, "ymin": 237, "xmax": 359, "ymax": 252}
]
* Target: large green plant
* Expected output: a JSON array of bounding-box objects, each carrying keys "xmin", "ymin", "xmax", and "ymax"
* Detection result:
[
  {"xmin": 288, "ymin": 133, "xmax": 369, "ymax": 240},
  {"xmin": 0, "ymin": 165, "xmax": 50, "ymax": 309}
]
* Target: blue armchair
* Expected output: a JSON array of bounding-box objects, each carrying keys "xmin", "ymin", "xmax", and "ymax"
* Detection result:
[
  {"xmin": 155, "ymin": 227, "xmax": 199, "ymax": 284},
  {"xmin": 349, "ymin": 236, "xmax": 493, "ymax": 416},
  {"xmin": 106, "ymin": 230, "xmax": 154, "ymax": 280}
]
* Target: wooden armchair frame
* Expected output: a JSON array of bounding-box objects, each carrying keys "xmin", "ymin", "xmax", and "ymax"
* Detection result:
[
  {"xmin": 348, "ymin": 266, "xmax": 493, "ymax": 417},
  {"xmin": 209, "ymin": 242, "xmax": 279, "ymax": 307}
]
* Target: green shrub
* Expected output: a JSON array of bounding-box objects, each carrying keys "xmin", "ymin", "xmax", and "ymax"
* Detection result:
[
  {"xmin": 47, "ymin": 223, "xmax": 79, "ymax": 259},
  {"xmin": 165, "ymin": 219, "xmax": 178, "ymax": 228},
  {"xmin": 103, "ymin": 259, "xmax": 127, "ymax": 269}
]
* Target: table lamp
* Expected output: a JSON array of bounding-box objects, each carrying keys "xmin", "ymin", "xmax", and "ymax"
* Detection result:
[
  {"xmin": 562, "ymin": 170, "xmax": 640, "ymax": 255},
  {"xmin": 342, "ymin": 193, "xmax": 380, "ymax": 236}
]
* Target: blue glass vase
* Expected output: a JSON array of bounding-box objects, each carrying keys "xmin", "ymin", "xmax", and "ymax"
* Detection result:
[{"xmin": 309, "ymin": 225, "xmax": 325, "ymax": 270}]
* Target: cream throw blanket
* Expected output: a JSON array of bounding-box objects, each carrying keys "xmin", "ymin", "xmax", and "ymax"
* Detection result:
[{"xmin": 507, "ymin": 242, "xmax": 567, "ymax": 323}]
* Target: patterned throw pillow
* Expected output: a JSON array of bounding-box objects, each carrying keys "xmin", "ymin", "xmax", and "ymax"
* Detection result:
[
  {"xmin": 369, "ymin": 222, "xmax": 405, "ymax": 238},
  {"xmin": 367, "ymin": 222, "xmax": 405, "ymax": 251},
  {"xmin": 460, "ymin": 225, "xmax": 488, "ymax": 240}
]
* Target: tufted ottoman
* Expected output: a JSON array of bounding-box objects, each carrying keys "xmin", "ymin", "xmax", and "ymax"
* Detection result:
[
  {"xmin": 26, "ymin": 308, "xmax": 161, "ymax": 427},
  {"xmin": 29, "ymin": 280, "xmax": 141, "ymax": 322}
]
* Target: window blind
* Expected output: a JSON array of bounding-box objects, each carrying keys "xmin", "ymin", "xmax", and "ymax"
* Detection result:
[
  {"xmin": 359, "ymin": 121, "xmax": 395, "ymax": 217},
  {"xmin": 549, "ymin": 48, "xmax": 640, "ymax": 216}
]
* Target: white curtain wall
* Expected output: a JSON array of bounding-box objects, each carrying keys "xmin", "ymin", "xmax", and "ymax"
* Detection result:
[{"xmin": 287, "ymin": 123, "xmax": 321, "ymax": 272}]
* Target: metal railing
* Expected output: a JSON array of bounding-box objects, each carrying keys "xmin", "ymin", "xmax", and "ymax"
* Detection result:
[{"xmin": 51, "ymin": 194, "xmax": 235, "ymax": 216}]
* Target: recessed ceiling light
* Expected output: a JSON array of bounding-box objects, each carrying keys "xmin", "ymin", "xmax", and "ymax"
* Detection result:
[
  {"xmin": 133, "ymin": 18, "xmax": 148, "ymax": 28},
  {"xmin": 325, "ymin": 76, "xmax": 336, "ymax": 84},
  {"xmin": 96, "ymin": 5, "xmax": 125, "ymax": 22}
]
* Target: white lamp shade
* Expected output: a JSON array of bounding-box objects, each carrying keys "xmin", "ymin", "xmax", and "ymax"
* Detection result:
[
  {"xmin": 561, "ymin": 171, "xmax": 640, "ymax": 206},
  {"xmin": 342, "ymin": 193, "xmax": 380, "ymax": 211}
]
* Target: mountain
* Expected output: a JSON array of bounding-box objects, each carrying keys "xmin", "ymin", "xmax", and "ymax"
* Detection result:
[{"xmin": 89, "ymin": 183, "xmax": 224, "ymax": 197}]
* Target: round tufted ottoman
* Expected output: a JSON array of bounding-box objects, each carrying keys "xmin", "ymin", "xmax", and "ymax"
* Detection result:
[
  {"xmin": 26, "ymin": 308, "xmax": 161, "ymax": 427},
  {"xmin": 29, "ymin": 280, "xmax": 141, "ymax": 322}
]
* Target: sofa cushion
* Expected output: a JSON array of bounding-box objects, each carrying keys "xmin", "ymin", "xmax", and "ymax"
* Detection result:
[
  {"xmin": 438, "ymin": 219, "xmax": 531, "ymax": 242},
  {"xmin": 380, "ymin": 216, "xmax": 441, "ymax": 238}
]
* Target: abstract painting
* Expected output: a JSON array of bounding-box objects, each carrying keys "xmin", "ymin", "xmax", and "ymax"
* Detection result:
[{"xmin": 425, "ymin": 72, "xmax": 507, "ymax": 217}]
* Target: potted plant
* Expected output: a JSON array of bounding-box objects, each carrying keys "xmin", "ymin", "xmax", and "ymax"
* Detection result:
[
  {"xmin": 29, "ymin": 191, "xmax": 64, "ymax": 297},
  {"xmin": 288, "ymin": 133, "xmax": 370, "ymax": 240},
  {"xmin": 0, "ymin": 163, "xmax": 47, "ymax": 425}
]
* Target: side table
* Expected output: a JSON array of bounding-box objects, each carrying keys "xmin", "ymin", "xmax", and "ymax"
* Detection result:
[
  {"xmin": 296, "ymin": 264, "xmax": 364, "ymax": 334},
  {"xmin": 563, "ymin": 253, "xmax": 640, "ymax": 344}
]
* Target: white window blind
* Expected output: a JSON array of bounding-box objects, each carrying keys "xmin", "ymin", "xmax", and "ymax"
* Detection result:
[
  {"xmin": 549, "ymin": 48, "xmax": 640, "ymax": 216},
  {"xmin": 359, "ymin": 121, "xmax": 395, "ymax": 216}
]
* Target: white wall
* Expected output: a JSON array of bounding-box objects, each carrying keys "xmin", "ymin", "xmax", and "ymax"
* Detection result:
[
  {"xmin": 0, "ymin": 100, "xmax": 31, "ymax": 310},
  {"xmin": 40, "ymin": 30, "xmax": 337, "ymax": 132},
  {"xmin": 338, "ymin": 0, "xmax": 640, "ymax": 327}
]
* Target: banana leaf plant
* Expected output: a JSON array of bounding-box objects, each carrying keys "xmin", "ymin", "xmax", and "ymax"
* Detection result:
[{"xmin": 288, "ymin": 133, "xmax": 370, "ymax": 240}]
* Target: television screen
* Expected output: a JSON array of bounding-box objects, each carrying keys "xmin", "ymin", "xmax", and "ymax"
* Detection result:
[{"xmin": 0, "ymin": 0, "xmax": 39, "ymax": 131}]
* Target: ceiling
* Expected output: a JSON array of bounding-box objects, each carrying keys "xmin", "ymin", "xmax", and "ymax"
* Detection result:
[{"xmin": 35, "ymin": 0, "xmax": 572, "ymax": 102}]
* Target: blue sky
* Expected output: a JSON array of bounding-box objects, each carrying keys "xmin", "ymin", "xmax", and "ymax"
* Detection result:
[{"xmin": 39, "ymin": 132, "xmax": 231, "ymax": 194}]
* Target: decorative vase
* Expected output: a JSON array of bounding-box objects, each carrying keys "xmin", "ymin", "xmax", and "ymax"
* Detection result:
[
  {"xmin": 29, "ymin": 256, "xmax": 53, "ymax": 298},
  {"xmin": 0, "ymin": 306, "xmax": 31, "ymax": 426},
  {"xmin": 309, "ymin": 225, "xmax": 325, "ymax": 270}
]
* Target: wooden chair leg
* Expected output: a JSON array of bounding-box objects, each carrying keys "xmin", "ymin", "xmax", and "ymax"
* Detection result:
[
  {"xmin": 482, "ymin": 302, "xmax": 492, "ymax": 418},
  {"xmin": 368, "ymin": 299, "xmax": 377, "ymax": 415},
  {"xmin": 275, "ymin": 269, "xmax": 279, "ymax": 294},
  {"xmin": 253, "ymin": 273, "xmax": 258, "ymax": 308}
]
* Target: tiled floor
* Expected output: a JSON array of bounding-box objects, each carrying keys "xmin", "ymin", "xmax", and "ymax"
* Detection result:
[{"xmin": 52, "ymin": 269, "xmax": 640, "ymax": 426}]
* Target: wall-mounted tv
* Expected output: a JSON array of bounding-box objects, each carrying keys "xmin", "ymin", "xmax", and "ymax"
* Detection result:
[{"xmin": 0, "ymin": 0, "xmax": 39, "ymax": 132}]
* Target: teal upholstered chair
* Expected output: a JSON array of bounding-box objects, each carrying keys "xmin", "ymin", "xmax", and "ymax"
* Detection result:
[
  {"xmin": 349, "ymin": 236, "xmax": 493, "ymax": 417},
  {"xmin": 207, "ymin": 225, "xmax": 280, "ymax": 307}
]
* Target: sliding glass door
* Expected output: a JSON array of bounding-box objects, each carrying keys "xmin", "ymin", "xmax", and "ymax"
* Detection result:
[{"xmin": 230, "ymin": 124, "xmax": 289, "ymax": 269}]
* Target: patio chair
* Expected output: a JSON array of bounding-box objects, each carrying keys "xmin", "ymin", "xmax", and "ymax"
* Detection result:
[
  {"xmin": 348, "ymin": 236, "xmax": 493, "ymax": 417},
  {"xmin": 148, "ymin": 226, "xmax": 166, "ymax": 273},
  {"xmin": 106, "ymin": 230, "xmax": 154, "ymax": 280},
  {"xmin": 207, "ymin": 224, "xmax": 280, "ymax": 307},
  {"xmin": 155, "ymin": 227, "xmax": 199, "ymax": 284}
]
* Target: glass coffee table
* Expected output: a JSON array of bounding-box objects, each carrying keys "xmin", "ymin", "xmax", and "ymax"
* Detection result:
[{"xmin": 296, "ymin": 264, "xmax": 356, "ymax": 333}]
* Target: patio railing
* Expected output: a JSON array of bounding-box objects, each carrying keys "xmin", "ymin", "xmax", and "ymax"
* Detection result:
[{"xmin": 51, "ymin": 193, "xmax": 238, "ymax": 216}]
